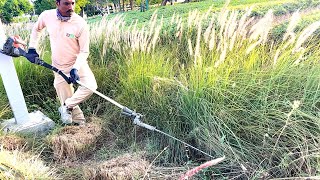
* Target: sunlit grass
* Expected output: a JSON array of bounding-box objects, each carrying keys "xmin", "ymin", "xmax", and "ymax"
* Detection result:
[{"xmin": 0, "ymin": 148, "xmax": 57, "ymax": 179}]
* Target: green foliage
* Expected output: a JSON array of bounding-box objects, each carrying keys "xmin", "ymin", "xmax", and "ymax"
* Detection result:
[
  {"xmin": 75, "ymin": 0, "xmax": 89, "ymax": 13},
  {"xmin": 33, "ymin": 0, "xmax": 89, "ymax": 15},
  {"xmin": 33, "ymin": 0, "xmax": 56, "ymax": 15},
  {"xmin": 1, "ymin": 0, "xmax": 32, "ymax": 23}
]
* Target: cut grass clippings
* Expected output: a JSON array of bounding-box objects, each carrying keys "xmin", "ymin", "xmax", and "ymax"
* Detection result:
[
  {"xmin": 50, "ymin": 121, "xmax": 102, "ymax": 161},
  {"xmin": 0, "ymin": 134, "xmax": 28, "ymax": 151},
  {"xmin": 84, "ymin": 153, "xmax": 149, "ymax": 180}
]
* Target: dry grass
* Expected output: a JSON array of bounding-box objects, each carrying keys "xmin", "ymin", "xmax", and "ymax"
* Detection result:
[
  {"xmin": 84, "ymin": 153, "xmax": 149, "ymax": 180},
  {"xmin": 50, "ymin": 121, "xmax": 102, "ymax": 161},
  {"xmin": 0, "ymin": 135, "xmax": 28, "ymax": 151}
]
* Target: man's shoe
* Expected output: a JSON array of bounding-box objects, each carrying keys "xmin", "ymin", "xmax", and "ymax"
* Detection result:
[
  {"xmin": 58, "ymin": 105, "xmax": 72, "ymax": 124},
  {"xmin": 72, "ymin": 106, "xmax": 86, "ymax": 125}
]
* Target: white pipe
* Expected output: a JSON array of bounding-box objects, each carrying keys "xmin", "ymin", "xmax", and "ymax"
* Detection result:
[{"xmin": 0, "ymin": 21, "xmax": 30, "ymax": 124}]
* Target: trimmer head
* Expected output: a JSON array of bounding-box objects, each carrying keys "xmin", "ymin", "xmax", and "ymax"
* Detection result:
[{"xmin": 1, "ymin": 36, "xmax": 26, "ymax": 57}]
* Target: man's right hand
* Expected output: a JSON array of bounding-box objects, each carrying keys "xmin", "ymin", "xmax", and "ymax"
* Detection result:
[{"xmin": 25, "ymin": 48, "xmax": 39, "ymax": 63}]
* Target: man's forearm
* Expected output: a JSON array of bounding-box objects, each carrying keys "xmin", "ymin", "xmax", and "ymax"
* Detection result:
[{"xmin": 72, "ymin": 52, "xmax": 89, "ymax": 70}]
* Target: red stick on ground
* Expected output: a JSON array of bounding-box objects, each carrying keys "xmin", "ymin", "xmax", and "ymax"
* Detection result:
[{"xmin": 179, "ymin": 156, "xmax": 225, "ymax": 180}]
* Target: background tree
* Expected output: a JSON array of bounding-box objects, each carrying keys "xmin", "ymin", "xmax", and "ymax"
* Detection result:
[
  {"xmin": 0, "ymin": 0, "xmax": 5, "ymax": 22},
  {"xmin": 1, "ymin": 0, "xmax": 32, "ymax": 23},
  {"xmin": 33, "ymin": 0, "xmax": 56, "ymax": 15},
  {"xmin": 34, "ymin": 0, "xmax": 88, "ymax": 16},
  {"xmin": 75, "ymin": 0, "xmax": 89, "ymax": 14},
  {"xmin": 86, "ymin": 0, "xmax": 109, "ymax": 16}
]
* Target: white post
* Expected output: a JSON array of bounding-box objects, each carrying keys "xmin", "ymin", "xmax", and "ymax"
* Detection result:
[{"xmin": 0, "ymin": 20, "xmax": 30, "ymax": 124}]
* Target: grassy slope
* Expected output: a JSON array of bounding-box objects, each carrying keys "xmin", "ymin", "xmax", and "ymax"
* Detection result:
[{"xmin": 87, "ymin": 0, "xmax": 316, "ymax": 25}]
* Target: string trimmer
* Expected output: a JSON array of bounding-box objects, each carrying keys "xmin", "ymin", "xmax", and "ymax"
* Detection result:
[{"xmin": 1, "ymin": 36, "xmax": 214, "ymax": 159}]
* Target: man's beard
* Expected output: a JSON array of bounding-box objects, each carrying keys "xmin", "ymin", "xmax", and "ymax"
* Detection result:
[{"xmin": 66, "ymin": 10, "xmax": 74, "ymax": 17}]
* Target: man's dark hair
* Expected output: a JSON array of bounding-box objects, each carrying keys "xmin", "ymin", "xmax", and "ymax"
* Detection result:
[{"xmin": 56, "ymin": 0, "xmax": 60, "ymax": 2}]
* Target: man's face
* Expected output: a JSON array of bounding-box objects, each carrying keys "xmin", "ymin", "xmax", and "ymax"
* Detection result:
[{"xmin": 56, "ymin": 0, "xmax": 75, "ymax": 17}]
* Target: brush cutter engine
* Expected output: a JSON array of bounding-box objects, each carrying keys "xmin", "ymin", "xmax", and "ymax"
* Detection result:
[{"xmin": 0, "ymin": 36, "xmax": 26, "ymax": 57}]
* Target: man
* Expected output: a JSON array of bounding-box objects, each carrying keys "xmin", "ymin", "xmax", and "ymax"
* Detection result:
[{"xmin": 26, "ymin": 0, "xmax": 97, "ymax": 125}]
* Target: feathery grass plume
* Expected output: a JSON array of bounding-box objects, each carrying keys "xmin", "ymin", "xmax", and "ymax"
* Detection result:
[
  {"xmin": 293, "ymin": 20, "xmax": 320, "ymax": 53},
  {"xmin": 130, "ymin": 20, "xmax": 139, "ymax": 51},
  {"xmin": 134, "ymin": 24, "xmax": 142, "ymax": 52},
  {"xmin": 216, "ymin": 8, "xmax": 231, "ymax": 52},
  {"xmin": 148, "ymin": 10, "xmax": 158, "ymax": 38},
  {"xmin": 138, "ymin": 26, "xmax": 147, "ymax": 52},
  {"xmin": 170, "ymin": 12, "xmax": 176, "ymax": 25},
  {"xmin": 176, "ymin": 17, "xmax": 182, "ymax": 36},
  {"xmin": 188, "ymin": 38, "xmax": 193, "ymax": 56},
  {"xmin": 246, "ymin": 39, "xmax": 262, "ymax": 54},
  {"xmin": 215, "ymin": 43, "xmax": 227, "ymax": 67},
  {"xmin": 151, "ymin": 16, "xmax": 163, "ymax": 52},
  {"xmin": 229, "ymin": 32, "xmax": 237, "ymax": 51},
  {"xmin": 273, "ymin": 49, "xmax": 280, "ymax": 66},
  {"xmin": 175, "ymin": 14, "xmax": 181, "ymax": 25},
  {"xmin": 193, "ymin": 11, "xmax": 201, "ymax": 28},
  {"xmin": 147, "ymin": 12, "xmax": 159, "ymax": 53},
  {"xmin": 218, "ymin": 9, "xmax": 230, "ymax": 40},
  {"xmin": 209, "ymin": 28, "xmax": 216, "ymax": 51},
  {"xmin": 225, "ymin": 10, "xmax": 238, "ymax": 39},
  {"xmin": 194, "ymin": 14, "xmax": 204, "ymax": 63},
  {"xmin": 203, "ymin": 16, "xmax": 215, "ymax": 44},
  {"xmin": 179, "ymin": 21, "xmax": 184, "ymax": 41},
  {"xmin": 283, "ymin": 10, "xmax": 301, "ymax": 41},
  {"xmin": 187, "ymin": 10, "xmax": 198, "ymax": 28},
  {"xmin": 246, "ymin": 10, "xmax": 273, "ymax": 54},
  {"xmin": 236, "ymin": 6, "xmax": 253, "ymax": 35},
  {"xmin": 217, "ymin": 0, "xmax": 230, "ymax": 38},
  {"xmin": 239, "ymin": 16, "xmax": 255, "ymax": 43},
  {"xmin": 223, "ymin": 10, "xmax": 238, "ymax": 51},
  {"xmin": 249, "ymin": 9, "xmax": 273, "ymax": 42}
]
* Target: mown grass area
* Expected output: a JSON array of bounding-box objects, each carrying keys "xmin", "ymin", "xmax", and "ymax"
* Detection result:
[{"xmin": 1, "ymin": 0, "xmax": 320, "ymax": 179}]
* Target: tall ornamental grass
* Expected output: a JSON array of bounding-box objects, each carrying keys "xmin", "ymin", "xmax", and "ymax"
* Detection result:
[{"xmin": 89, "ymin": 5, "xmax": 320, "ymax": 178}]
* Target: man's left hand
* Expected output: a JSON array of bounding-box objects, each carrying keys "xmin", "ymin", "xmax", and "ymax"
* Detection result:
[{"xmin": 70, "ymin": 68, "xmax": 80, "ymax": 84}]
